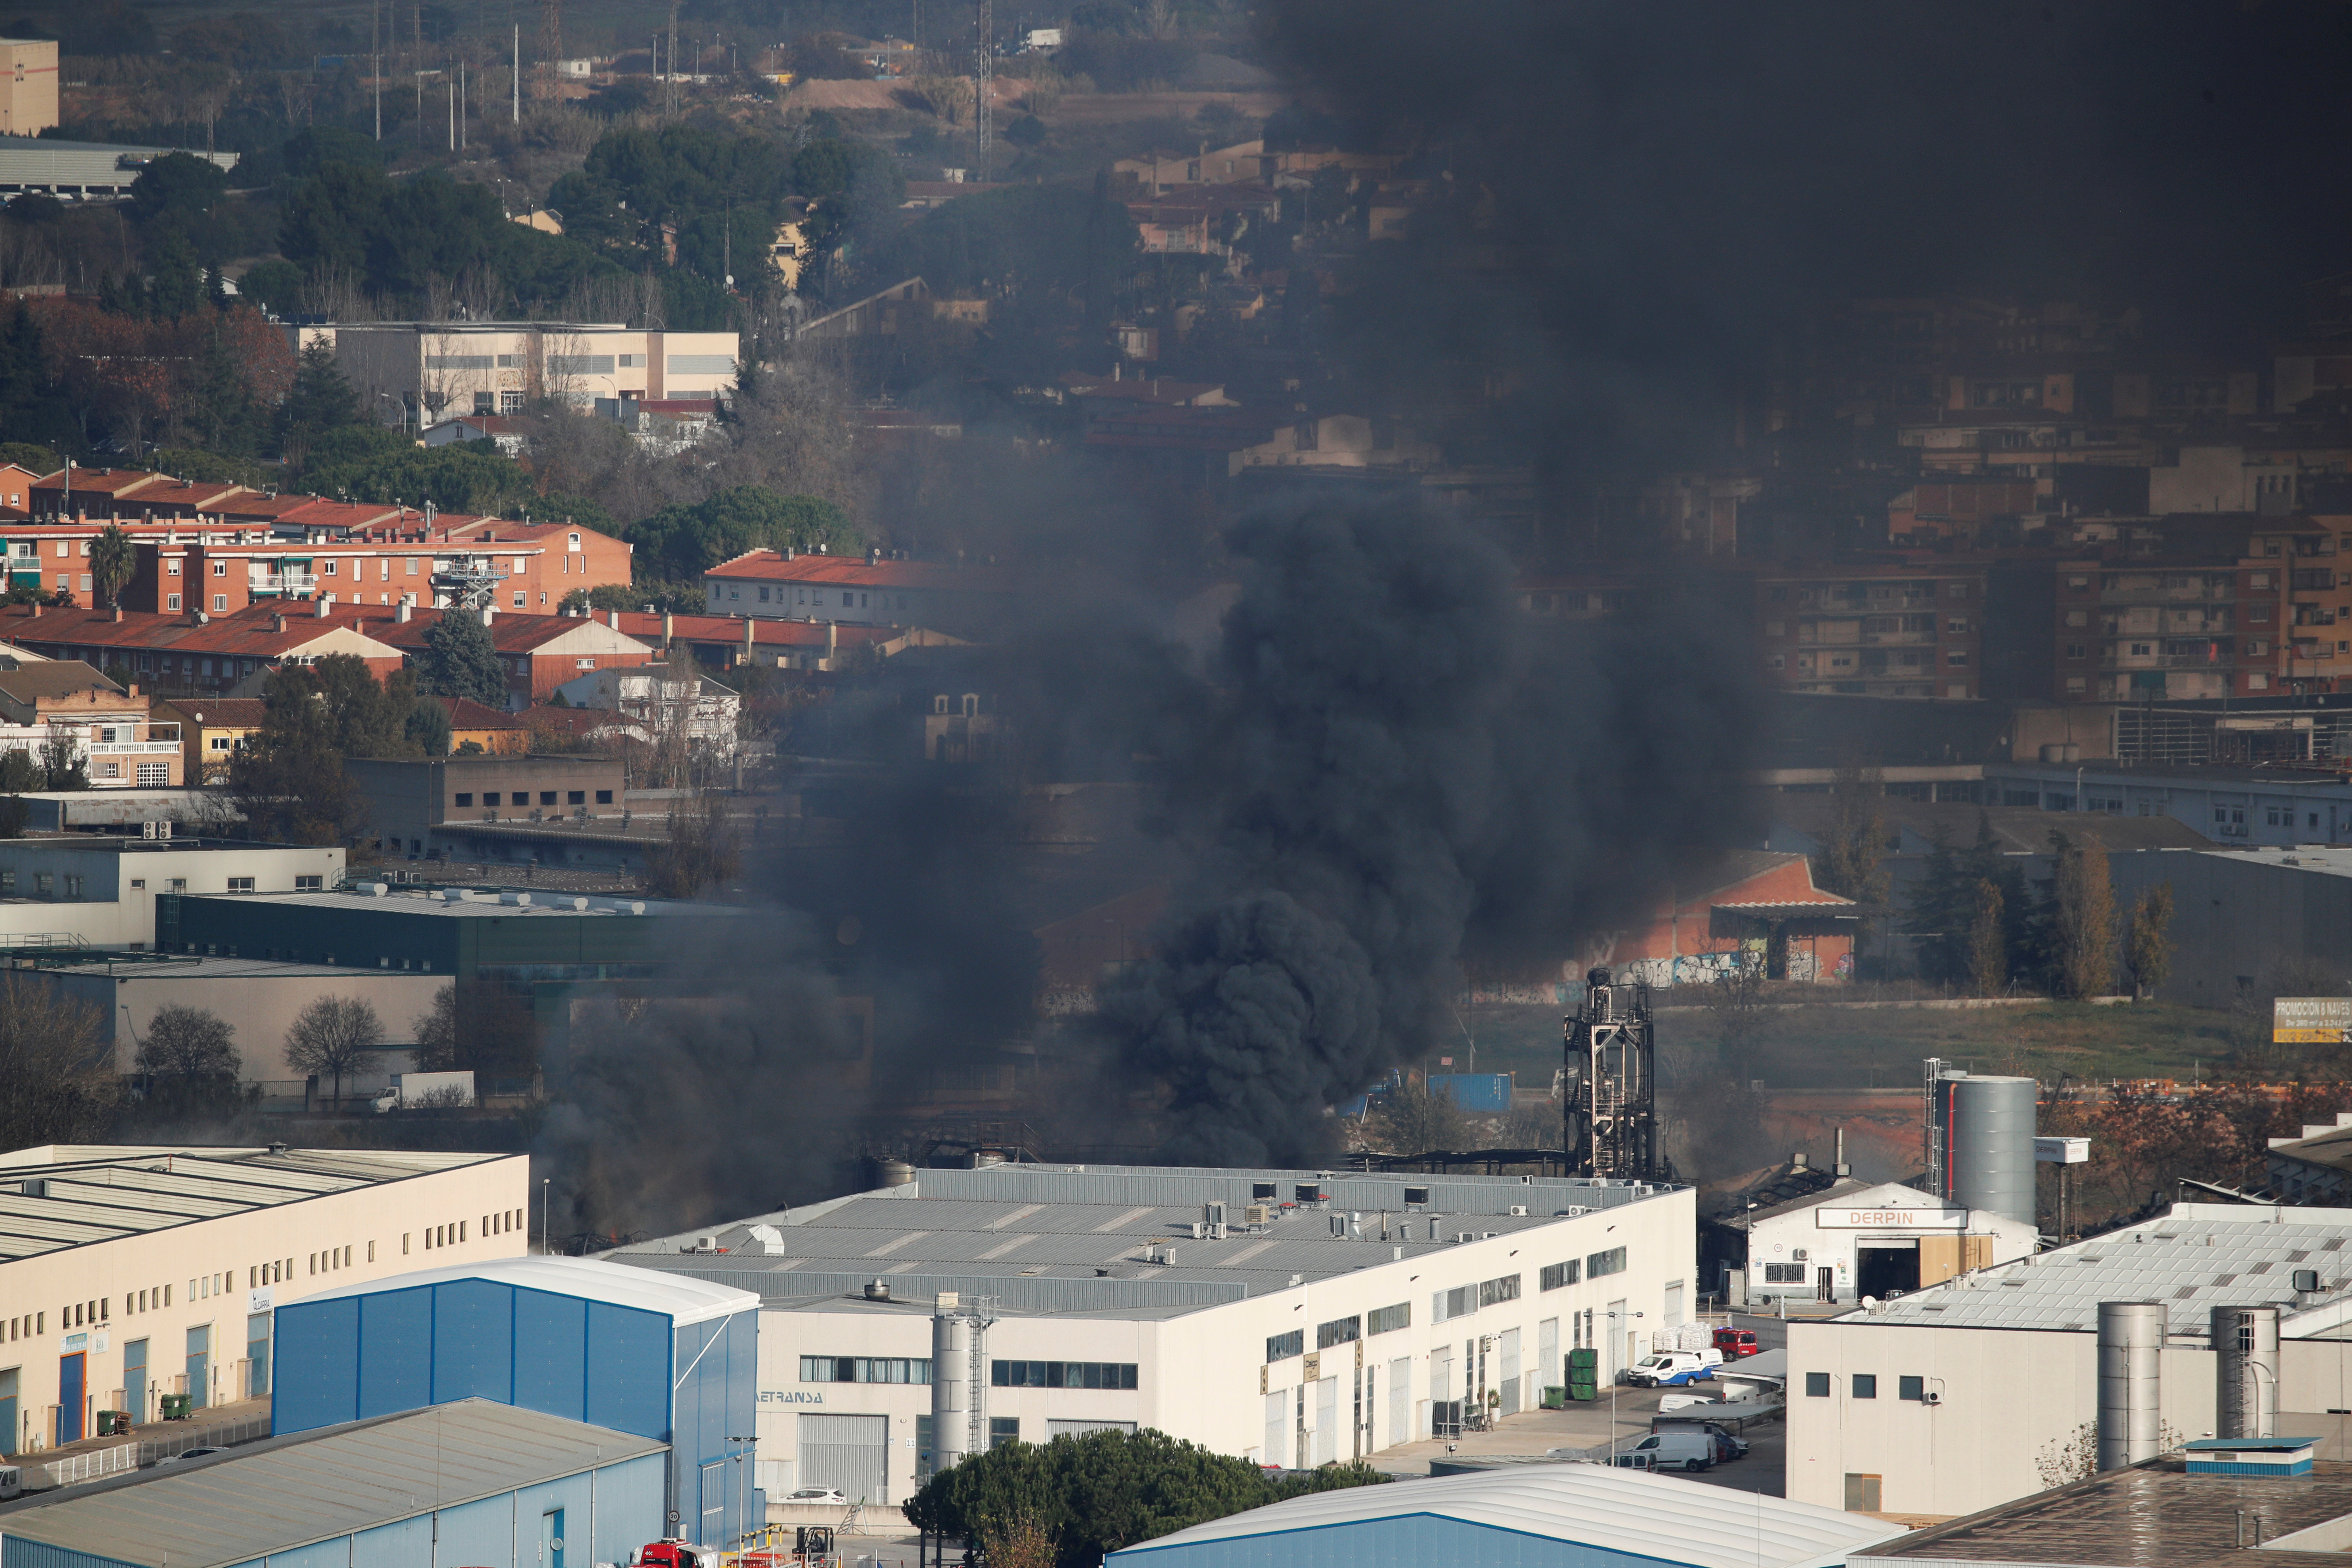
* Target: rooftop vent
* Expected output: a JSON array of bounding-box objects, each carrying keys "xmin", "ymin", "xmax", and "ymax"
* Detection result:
[
  {"xmin": 864, "ymin": 1279, "xmax": 891, "ymax": 1301},
  {"xmin": 18, "ymin": 1178, "xmax": 46, "ymax": 1197}
]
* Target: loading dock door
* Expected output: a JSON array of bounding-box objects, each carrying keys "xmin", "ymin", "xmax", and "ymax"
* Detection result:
[{"xmin": 799, "ymin": 1412, "xmax": 889, "ymax": 1504}]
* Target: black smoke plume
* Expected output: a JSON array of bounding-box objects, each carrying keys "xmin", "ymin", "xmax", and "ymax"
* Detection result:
[{"xmin": 1099, "ymin": 496, "xmax": 1755, "ymax": 1165}]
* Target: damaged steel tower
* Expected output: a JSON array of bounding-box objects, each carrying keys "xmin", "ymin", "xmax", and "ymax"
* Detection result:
[{"xmin": 1564, "ymin": 966, "xmax": 1669, "ymax": 1181}]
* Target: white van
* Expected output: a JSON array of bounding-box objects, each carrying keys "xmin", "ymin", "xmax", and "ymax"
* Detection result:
[
  {"xmin": 1624, "ymin": 1348, "xmax": 1724, "ymax": 1387},
  {"xmin": 0, "ymin": 1464, "xmax": 22, "ymax": 1500},
  {"xmin": 1629, "ymin": 1429, "xmax": 1715, "ymax": 1472}
]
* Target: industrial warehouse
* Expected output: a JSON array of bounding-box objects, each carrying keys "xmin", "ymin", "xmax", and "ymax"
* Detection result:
[
  {"xmin": 603, "ymin": 1160, "xmax": 1696, "ymax": 1506},
  {"xmin": 1786, "ymin": 1201, "xmax": 2352, "ymax": 1517},
  {"xmin": 0, "ymin": 1145, "xmax": 528, "ymax": 1452}
]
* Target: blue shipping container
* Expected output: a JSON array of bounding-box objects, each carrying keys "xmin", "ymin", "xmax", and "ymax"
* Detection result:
[{"xmin": 1427, "ymin": 1073, "xmax": 1514, "ymax": 1112}]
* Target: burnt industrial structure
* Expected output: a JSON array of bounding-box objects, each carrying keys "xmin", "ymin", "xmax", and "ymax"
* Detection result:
[{"xmin": 1563, "ymin": 966, "xmax": 1669, "ymax": 1181}]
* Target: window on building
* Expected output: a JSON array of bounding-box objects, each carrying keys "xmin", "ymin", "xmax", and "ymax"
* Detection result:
[
  {"xmin": 989, "ymin": 1418, "xmax": 1020, "ymax": 1449},
  {"xmin": 166, "ymin": 594, "xmax": 181, "ymax": 611},
  {"xmin": 799, "ymin": 1357, "xmax": 934, "ymax": 1384},
  {"xmin": 1367, "ymin": 1302, "xmax": 1410, "ymax": 1335},
  {"xmin": 166, "ymin": 560, "xmax": 180, "ymax": 576},
  {"xmin": 454, "ymin": 794, "xmax": 474, "ymax": 807},
  {"xmin": 595, "ymin": 790, "xmax": 613, "ymax": 804},
  {"xmin": 1317, "ymin": 1315, "xmax": 1361, "ymax": 1349},
  {"xmin": 568, "ymin": 790, "xmax": 585, "ymax": 804},
  {"xmin": 213, "ymin": 595, "xmax": 227, "ymax": 612},
  {"xmin": 992, "ymin": 1361, "xmax": 1139, "ymax": 1389},
  {"xmin": 1765, "ymin": 1262, "xmax": 1807, "ymax": 1283},
  {"xmin": 1266, "ymin": 1331, "xmax": 1303, "ymax": 1362},
  {"xmin": 1845, "ymin": 1474, "xmax": 1882, "ymax": 1512},
  {"xmin": 1587, "ymin": 1246, "xmax": 1627, "ymax": 1279},
  {"xmin": 539, "ymin": 791, "xmax": 556, "ymax": 805},
  {"xmin": 513, "ymin": 592, "xmax": 526, "ymax": 608},
  {"xmin": 1899, "ymin": 1375, "xmax": 1926, "ymax": 1401},
  {"xmin": 1477, "ymin": 1274, "xmax": 1522, "ymax": 1308},
  {"xmin": 2066, "ymin": 643, "xmax": 2087, "ymax": 659},
  {"xmin": 1852, "ymin": 1374, "xmax": 1878, "ymax": 1399},
  {"xmin": 1540, "ymin": 1261, "xmax": 1581, "ymax": 1291},
  {"xmin": 227, "ymin": 877, "xmax": 254, "ymax": 893},
  {"xmin": 296, "ymin": 875, "xmax": 322, "ymax": 891},
  {"xmin": 482, "ymin": 793, "xmax": 499, "ymax": 806}
]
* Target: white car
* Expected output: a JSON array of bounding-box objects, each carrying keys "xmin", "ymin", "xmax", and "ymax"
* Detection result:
[{"xmin": 783, "ymin": 1487, "xmax": 846, "ymax": 1504}]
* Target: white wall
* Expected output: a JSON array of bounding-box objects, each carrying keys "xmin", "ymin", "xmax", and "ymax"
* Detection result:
[
  {"xmin": 748, "ymin": 1189, "xmax": 1696, "ymax": 1502},
  {"xmin": 0, "ymin": 842, "xmax": 344, "ymax": 950},
  {"xmin": 1746, "ymin": 1186, "xmax": 2038, "ymax": 1304},
  {"xmin": 1785, "ymin": 1319, "xmax": 2218, "ymax": 1516}
]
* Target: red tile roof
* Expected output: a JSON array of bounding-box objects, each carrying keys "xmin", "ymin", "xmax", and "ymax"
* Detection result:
[
  {"xmin": 435, "ymin": 695, "xmax": 530, "ymax": 729},
  {"xmin": 702, "ymin": 551, "xmax": 1016, "ymax": 591},
  {"xmin": 157, "ymin": 697, "xmax": 270, "ymax": 728},
  {"xmin": 32, "ymin": 468, "xmax": 164, "ymax": 500},
  {"xmin": 0, "ymin": 603, "xmax": 407, "ymax": 660}
]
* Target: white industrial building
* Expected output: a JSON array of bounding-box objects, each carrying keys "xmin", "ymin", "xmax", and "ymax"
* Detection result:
[
  {"xmin": 1786, "ymin": 1200, "xmax": 2352, "ymax": 1519},
  {"xmin": 606, "ymin": 1162, "xmax": 1697, "ymax": 1507},
  {"xmin": 0, "ymin": 837, "xmax": 343, "ymax": 951},
  {"xmin": 0, "ymin": 1144, "xmax": 529, "ymax": 1453},
  {"xmin": 1740, "ymin": 1179, "xmax": 2039, "ymax": 1306}
]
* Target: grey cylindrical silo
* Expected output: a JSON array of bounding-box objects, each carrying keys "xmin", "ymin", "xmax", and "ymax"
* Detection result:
[
  {"xmin": 1939, "ymin": 1072, "xmax": 2038, "ymax": 1228},
  {"xmin": 2212, "ymin": 1305, "xmax": 2280, "ymax": 1439},
  {"xmin": 2098, "ymin": 1301, "xmax": 2165, "ymax": 1471},
  {"xmin": 932, "ymin": 1310, "xmax": 968, "ymax": 1471}
]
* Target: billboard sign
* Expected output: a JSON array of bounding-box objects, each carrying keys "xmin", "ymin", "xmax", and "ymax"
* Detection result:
[
  {"xmin": 1817, "ymin": 1206, "xmax": 1968, "ymax": 1230},
  {"xmin": 2035, "ymin": 1136, "xmax": 2090, "ymax": 1164},
  {"xmin": 2274, "ymin": 997, "xmax": 2352, "ymax": 1044}
]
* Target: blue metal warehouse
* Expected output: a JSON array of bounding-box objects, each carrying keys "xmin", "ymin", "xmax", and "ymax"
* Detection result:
[
  {"xmin": 0, "ymin": 1400, "xmax": 665, "ymax": 1568},
  {"xmin": 272, "ymin": 1257, "xmax": 759, "ymax": 1548},
  {"xmin": 1105, "ymin": 1465, "xmax": 1908, "ymax": 1568}
]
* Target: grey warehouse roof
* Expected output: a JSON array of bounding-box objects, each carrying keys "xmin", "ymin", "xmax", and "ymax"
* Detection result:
[
  {"xmin": 606, "ymin": 1161, "xmax": 1678, "ymax": 1318},
  {"xmin": 1861, "ymin": 1202, "xmax": 2352, "ymax": 1335},
  {"xmin": 0, "ymin": 1400, "xmax": 664, "ymax": 1568},
  {"xmin": 210, "ymin": 886, "xmax": 740, "ymax": 917},
  {"xmin": 1108, "ymin": 1463, "xmax": 1907, "ymax": 1568},
  {"xmin": 0, "ymin": 1145, "xmax": 516, "ymax": 1265}
]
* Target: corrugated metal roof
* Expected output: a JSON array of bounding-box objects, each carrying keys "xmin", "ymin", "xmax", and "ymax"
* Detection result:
[
  {"xmin": 1106, "ymin": 1464, "xmax": 1908, "ymax": 1568},
  {"xmin": 1865, "ymin": 1203, "xmax": 2352, "ymax": 1333},
  {"xmin": 606, "ymin": 1164, "xmax": 1679, "ymax": 1318},
  {"xmin": 0, "ymin": 1400, "xmax": 662, "ymax": 1568},
  {"xmin": 292, "ymin": 1255, "xmax": 758, "ymax": 1327},
  {"xmin": 0, "ymin": 1146, "xmax": 515, "ymax": 1265},
  {"xmin": 0, "ymin": 139, "xmax": 237, "ymax": 191}
]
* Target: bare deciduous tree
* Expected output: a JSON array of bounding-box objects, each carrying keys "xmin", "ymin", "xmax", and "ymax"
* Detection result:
[
  {"xmin": 0, "ymin": 971, "xmax": 116, "ymax": 1149},
  {"xmin": 285, "ymin": 995, "xmax": 382, "ymax": 1108}
]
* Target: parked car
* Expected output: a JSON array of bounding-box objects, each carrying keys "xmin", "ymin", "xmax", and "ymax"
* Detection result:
[
  {"xmin": 152, "ymin": 1447, "xmax": 224, "ymax": 1466},
  {"xmin": 1628, "ymin": 1429, "xmax": 1715, "ymax": 1472},
  {"xmin": 1712, "ymin": 1326, "xmax": 1761, "ymax": 1360},
  {"xmin": 1624, "ymin": 1348, "xmax": 1723, "ymax": 1387},
  {"xmin": 782, "ymin": 1487, "xmax": 846, "ymax": 1504},
  {"xmin": 1688, "ymin": 1421, "xmax": 1749, "ymax": 1462}
]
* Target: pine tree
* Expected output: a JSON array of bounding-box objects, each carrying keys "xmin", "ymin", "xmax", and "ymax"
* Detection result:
[
  {"xmin": 418, "ymin": 609, "xmax": 511, "ymax": 708},
  {"xmin": 277, "ymin": 340, "xmax": 366, "ymax": 464},
  {"xmin": 146, "ymin": 232, "xmax": 205, "ymax": 321}
]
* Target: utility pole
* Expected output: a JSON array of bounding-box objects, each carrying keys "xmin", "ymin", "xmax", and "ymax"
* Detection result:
[
  {"xmin": 447, "ymin": 76, "xmax": 455, "ymax": 150},
  {"xmin": 667, "ymin": 0, "xmax": 680, "ymax": 117},
  {"xmin": 512, "ymin": 24, "xmax": 520, "ymax": 121},
  {"xmin": 372, "ymin": 0, "xmax": 382, "ymax": 139},
  {"xmin": 974, "ymin": 0, "xmax": 991, "ymax": 177}
]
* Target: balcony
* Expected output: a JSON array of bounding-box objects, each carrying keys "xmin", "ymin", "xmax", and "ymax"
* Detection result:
[
  {"xmin": 2101, "ymin": 652, "xmax": 2233, "ymax": 671},
  {"xmin": 2098, "ymin": 584, "xmax": 2236, "ymax": 603},
  {"xmin": 90, "ymin": 740, "xmax": 185, "ymax": 756},
  {"xmin": 249, "ymin": 572, "xmax": 316, "ymax": 596}
]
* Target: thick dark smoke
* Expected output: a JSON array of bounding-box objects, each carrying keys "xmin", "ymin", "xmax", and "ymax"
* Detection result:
[
  {"xmin": 1256, "ymin": 0, "xmax": 2352, "ymax": 502},
  {"xmin": 1099, "ymin": 496, "xmax": 1755, "ymax": 1165}
]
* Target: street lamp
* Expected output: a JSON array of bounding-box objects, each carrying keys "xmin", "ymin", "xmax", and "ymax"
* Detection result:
[
  {"xmin": 726, "ymin": 1433, "xmax": 757, "ymax": 1553},
  {"xmin": 1604, "ymin": 1309, "xmax": 1645, "ymax": 1459}
]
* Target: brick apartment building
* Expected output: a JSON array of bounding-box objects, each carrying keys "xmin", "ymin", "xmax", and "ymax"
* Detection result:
[
  {"xmin": 702, "ymin": 548, "xmax": 1018, "ymax": 633},
  {"xmin": 1753, "ymin": 562, "xmax": 1988, "ymax": 700}
]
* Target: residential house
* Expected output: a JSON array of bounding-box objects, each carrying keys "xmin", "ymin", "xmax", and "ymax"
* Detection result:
[
  {"xmin": 350, "ymin": 605, "xmax": 658, "ymax": 708},
  {"xmin": 551, "ymin": 663, "xmax": 740, "ymax": 758},
  {"xmin": 1582, "ymin": 849, "xmax": 1862, "ymax": 987},
  {"xmin": 609, "ymin": 610, "xmax": 906, "ymax": 672},
  {"xmin": 434, "ymin": 696, "xmax": 532, "ymax": 753},
  {"xmin": 420, "ymin": 414, "xmax": 531, "ymax": 456},
  {"xmin": 589, "ymin": 396, "xmax": 719, "ymax": 454},
  {"xmin": 154, "ymin": 696, "xmax": 267, "ymax": 783},
  {"xmin": 0, "ymin": 658, "xmax": 181, "ymax": 787},
  {"xmin": 701, "ymin": 549, "xmax": 1017, "ymax": 634}
]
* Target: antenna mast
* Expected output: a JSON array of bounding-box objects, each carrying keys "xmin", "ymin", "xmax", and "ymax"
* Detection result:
[{"xmin": 537, "ymin": 0, "xmax": 561, "ymax": 101}]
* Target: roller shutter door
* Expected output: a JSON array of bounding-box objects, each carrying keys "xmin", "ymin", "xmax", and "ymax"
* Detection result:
[{"xmin": 799, "ymin": 1412, "xmax": 889, "ymax": 1503}]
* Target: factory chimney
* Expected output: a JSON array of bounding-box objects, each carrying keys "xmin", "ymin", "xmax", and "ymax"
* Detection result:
[{"xmin": 2097, "ymin": 1301, "xmax": 2165, "ymax": 1471}]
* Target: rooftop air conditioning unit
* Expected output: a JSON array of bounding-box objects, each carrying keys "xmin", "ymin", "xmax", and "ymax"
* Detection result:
[
  {"xmin": 1558, "ymin": 1206, "xmax": 1589, "ymax": 1218},
  {"xmin": 1792, "ymin": 1248, "xmax": 1809, "ymax": 1262},
  {"xmin": 1244, "ymin": 1204, "xmax": 1272, "ymax": 1225},
  {"xmin": 1188, "ymin": 1221, "xmax": 1207, "ymax": 1240},
  {"xmin": 1509, "ymin": 1205, "xmax": 1528, "ymax": 1216},
  {"xmin": 1457, "ymin": 1232, "xmax": 1476, "ymax": 1244}
]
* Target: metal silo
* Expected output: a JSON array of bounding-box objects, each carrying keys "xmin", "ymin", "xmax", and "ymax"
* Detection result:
[
  {"xmin": 2098, "ymin": 1301, "xmax": 2167, "ymax": 1471},
  {"xmin": 1934, "ymin": 1071, "xmax": 2038, "ymax": 1228}
]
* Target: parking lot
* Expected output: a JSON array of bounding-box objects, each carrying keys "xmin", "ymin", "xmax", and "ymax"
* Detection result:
[{"xmin": 1366, "ymin": 1383, "xmax": 1785, "ymax": 1496}]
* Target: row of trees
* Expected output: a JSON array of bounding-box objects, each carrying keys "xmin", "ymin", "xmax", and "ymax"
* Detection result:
[{"xmin": 1905, "ymin": 818, "xmax": 2173, "ymax": 1000}]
